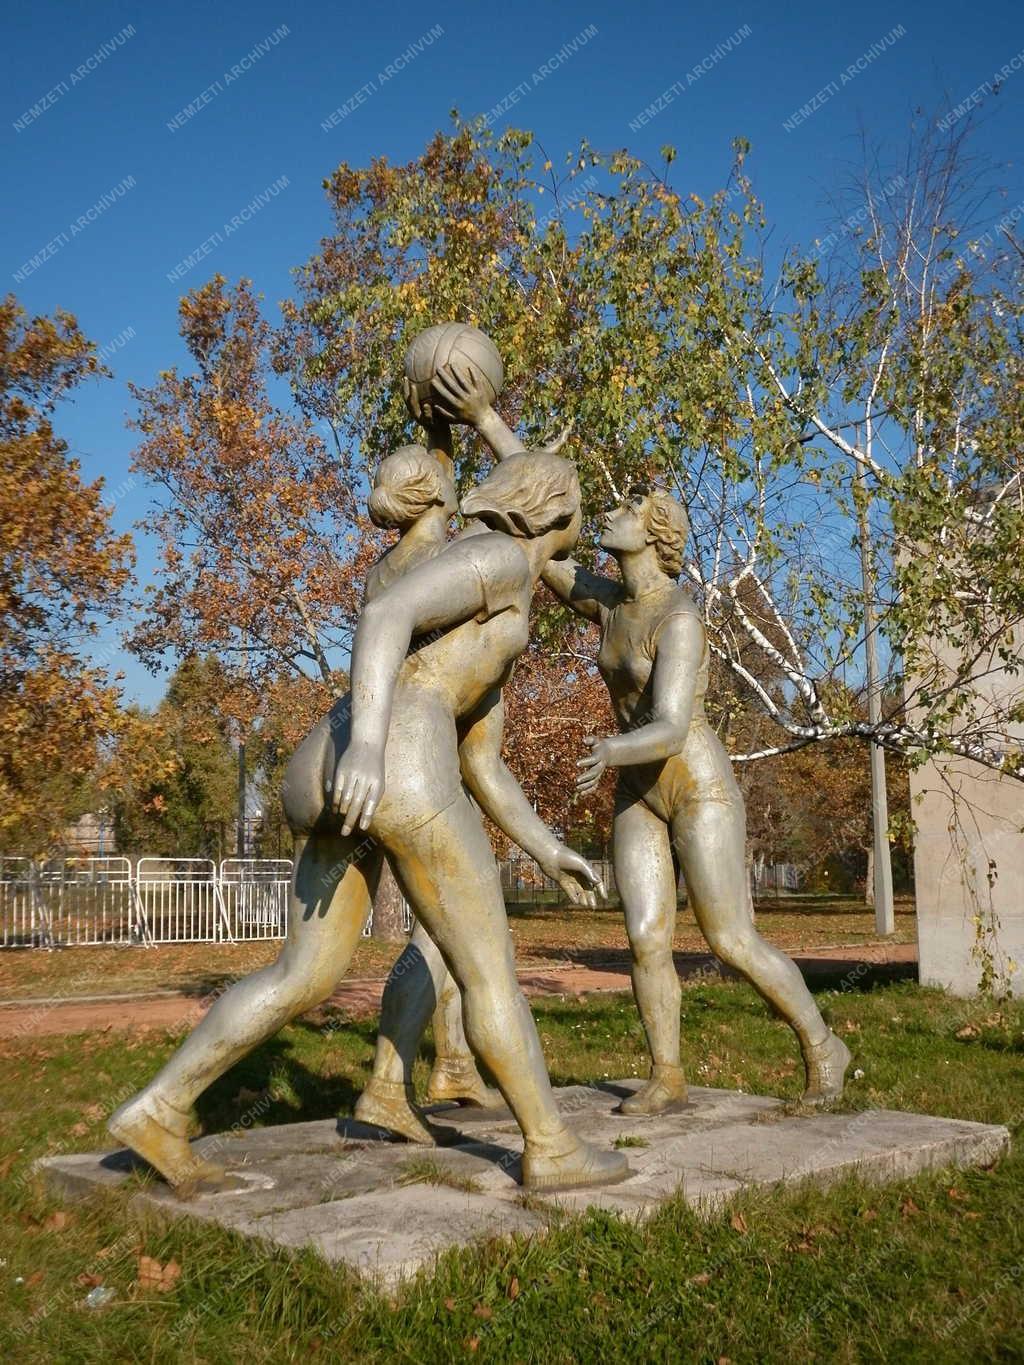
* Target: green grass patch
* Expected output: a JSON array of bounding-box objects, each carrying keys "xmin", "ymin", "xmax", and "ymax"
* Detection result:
[
  {"xmin": 397, "ymin": 1155, "xmax": 482, "ymax": 1194},
  {"xmin": 1, "ymin": 980, "xmax": 1021, "ymax": 1361}
]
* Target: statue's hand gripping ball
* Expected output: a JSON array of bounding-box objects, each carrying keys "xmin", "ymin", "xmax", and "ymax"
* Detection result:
[{"xmin": 404, "ymin": 322, "xmax": 504, "ymax": 424}]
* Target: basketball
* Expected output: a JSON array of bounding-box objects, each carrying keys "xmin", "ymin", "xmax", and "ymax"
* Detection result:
[{"xmin": 403, "ymin": 322, "xmax": 504, "ymax": 419}]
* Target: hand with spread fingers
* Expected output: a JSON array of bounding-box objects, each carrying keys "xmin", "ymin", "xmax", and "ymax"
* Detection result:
[
  {"xmin": 430, "ymin": 359, "xmax": 492, "ymax": 426},
  {"xmin": 402, "ymin": 374, "xmax": 452, "ymax": 453},
  {"xmin": 576, "ymin": 736, "xmax": 614, "ymax": 796},
  {"xmin": 330, "ymin": 739, "xmax": 385, "ymax": 836},
  {"xmin": 538, "ymin": 844, "xmax": 605, "ymax": 909}
]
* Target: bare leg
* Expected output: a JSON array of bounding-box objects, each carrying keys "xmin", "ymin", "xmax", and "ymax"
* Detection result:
[
  {"xmin": 356, "ymin": 922, "xmax": 499, "ymax": 1140},
  {"xmin": 672, "ymin": 800, "xmax": 850, "ymax": 1101},
  {"xmin": 388, "ymin": 795, "xmax": 627, "ymax": 1188},
  {"xmin": 426, "ymin": 970, "xmax": 502, "ymax": 1108},
  {"xmin": 354, "ymin": 921, "xmax": 449, "ymax": 1141},
  {"xmin": 613, "ymin": 798, "xmax": 687, "ymax": 1115},
  {"xmin": 109, "ymin": 834, "xmax": 379, "ymax": 1188}
]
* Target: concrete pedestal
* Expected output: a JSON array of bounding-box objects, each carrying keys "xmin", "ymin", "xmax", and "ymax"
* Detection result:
[{"xmin": 39, "ymin": 1081, "xmax": 1009, "ymax": 1286}]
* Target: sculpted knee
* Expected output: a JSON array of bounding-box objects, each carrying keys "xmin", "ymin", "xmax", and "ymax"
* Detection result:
[
  {"xmin": 706, "ymin": 926, "xmax": 754, "ymax": 965},
  {"xmin": 292, "ymin": 968, "xmax": 337, "ymax": 1016},
  {"xmin": 281, "ymin": 721, "xmax": 332, "ymax": 833},
  {"xmin": 267, "ymin": 951, "xmax": 335, "ymax": 1016},
  {"xmin": 627, "ymin": 922, "xmax": 673, "ymax": 966}
]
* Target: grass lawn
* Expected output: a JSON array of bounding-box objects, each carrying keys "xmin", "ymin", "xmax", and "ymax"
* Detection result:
[
  {"xmin": 0, "ymin": 896, "xmax": 917, "ymax": 1003},
  {"xmin": 1, "ymin": 974, "xmax": 1020, "ymax": 1362}
]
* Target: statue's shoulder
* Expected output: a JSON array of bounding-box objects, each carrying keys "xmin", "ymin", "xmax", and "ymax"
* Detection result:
[
  {"xmin": 662, "ymin": 583, "xmax": 699, "ymax": 619},
  {"xmin": 446, "ymin": 528, "xmax": 530, "ymax": 581},
  {"xmin": 649, "ymin": 584, "xmax": 704, "ymax": 653}
]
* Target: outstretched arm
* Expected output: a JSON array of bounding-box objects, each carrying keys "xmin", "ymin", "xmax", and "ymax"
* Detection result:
[
  {"xmin": 458, "ymin": 689, "xmax": 603, "ymax": 907},
  {"xmin": 542, "ymin": 557, "xmax": 621, "ymax": 623},
  {"xmin": 330, "ymin": 541, "xmax": 518, "ymax": 833},
  {"xmin": 576, "ymin": 613, "xmax": 702, "ymax": 794}
]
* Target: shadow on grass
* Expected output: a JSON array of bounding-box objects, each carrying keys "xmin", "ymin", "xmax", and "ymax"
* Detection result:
[
  {"xmin": 192, "ymin": 1016, "xmax": 379, "ymax": 1133},
  {"xmin": 520, "ymin": 944, "xmax": 917, "ymax": 991}
]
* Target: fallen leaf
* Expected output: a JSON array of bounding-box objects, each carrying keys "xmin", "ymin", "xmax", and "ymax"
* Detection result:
[
  {"xmin": 0, "ymin": 1152, "xmax": 17, "ymax": 1179},
  {"xmin": 506, "ymin": 1276, "xmax": 520, "ymax": 1300},
  {"xmin": 26, "ymin": 1270, "xmax": 44, "ymax": 1287},
  {"xmin": 43, "ymin": 1211, "xmax": 71, "ymax": 1232},
  {"xmin": 472, "ymin": 1304, "xmax": 493, "ymax": 1320},
  {"xmin": 70, "ymin": 1122, "xmax": 89, "ymax": 1137},
  {"xmin": 465, "ymin": 1337, "xmax": 480, "ymax": 1353},
  {"xmin": 955, "ymin": 1024, "xmax": 979, "ymax": 1039},
  {"xmin": 947, "ymin": 1188, "xmax": 967, "ymax": 1202},
  {"xmin": 137, "ymin": 1255, "xmax": 182, "ymax": 1293},
  {"xmin": 730, "ymin": 1212, "xmax": 748, "ymax": 1234},
  {"xmin": 76, "ymin": 1272, "xmax": 104, "ymax": 1288},
  {"xmin": 962, "ymin": 1211, "xmax": 982, "ymax": 1220},
  {"xmin": 901, "ymin": 1198, "xmax": 921, "ymax": 1219},
  {"xmin": 81, "ymin": 1103, "xmax": 105, "ymax": 1121},
  {"xmin": 444, "ymin": 1297, "xmax": 457, "ymax": 1311},
  {"xmin": 689, "ymin": 1271, "xmax": 712, "ymax": 1286},
  {"xmin": 860, "ymin": 1209, "xmax": 878, "ymax": 1221}
]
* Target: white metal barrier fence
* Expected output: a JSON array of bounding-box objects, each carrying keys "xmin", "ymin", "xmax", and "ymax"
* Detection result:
[
  {"xmin": 219, "ymin": 859, "xmax": 292, "ymax": 939},
  {"xmin": 5, "ymin": 847, "xmax": 771, "ymax": 947},
  {"xmin": 0, "ymin": 858, "xmax": 292, "ymax": 948}
]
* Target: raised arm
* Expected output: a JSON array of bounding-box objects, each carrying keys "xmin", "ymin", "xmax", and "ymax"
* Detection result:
[
  {"xmin": 576, "ymin": 612, "xmax": 703, "ymax": 794},
  {"xmin": 330, "ymin": 540, "xmax": 519, "ymax": 833},
  {"xmin": 430, "ymin": 362, "xmax": 527, "ymax": 461},
  {"xmin": 402, "ymin": 380, "xmax": 456, "ymax": 475},
  {"xmin": 458, "ymin": 689, "xmax": 602, "ymax": 907},
  {"xmin": 542, "ymin": 556, "xmax": 621, "ymax": 623}
]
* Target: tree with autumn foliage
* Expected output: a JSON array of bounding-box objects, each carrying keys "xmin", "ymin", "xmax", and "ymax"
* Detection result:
[
  {"xmin": 0, "ymin": 296, "xmax": 134, "ymax": 854},
  {"xmin": 107, "ymin": 657, "xmax": 239, "ymax": 857},
  {"xmin": 129, "ymin": 276, "xmax": 368, "ymax": 720},
  {"xmin": 275, "ymin": 115, "xmax": 1022, "ymax": 786}
]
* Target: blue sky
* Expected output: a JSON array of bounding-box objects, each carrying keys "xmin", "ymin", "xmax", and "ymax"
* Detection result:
[{"xmin": 3, "ymin": 0, "xmax": 1022, "ymax": 705}]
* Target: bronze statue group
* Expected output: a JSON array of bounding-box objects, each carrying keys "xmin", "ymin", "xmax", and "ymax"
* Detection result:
[{"xmin": 110, "ymin": 325, "xmax": 850, "ymax": 1195}]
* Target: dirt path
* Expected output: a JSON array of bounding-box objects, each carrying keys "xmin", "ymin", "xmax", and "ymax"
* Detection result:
[{"xmin": 0, "ymin": 943, "xmax": 917, "ymax": 1038}]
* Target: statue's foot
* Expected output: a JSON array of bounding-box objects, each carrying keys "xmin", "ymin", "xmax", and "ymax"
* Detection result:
[
  {"xmin": 425, "ymin": 1058, "xmax": 503, "ymax": 1109},
  {"xmin": 615, "ymin": 1064, "xmax": 687, "ymax": 1116},
  {"xmin": 522, "ymin": 1132, "xmax": 630, "ymax": 1191},
  {"xmin": 354, "ymin": 1079, "xmax": 437, "ymax": 1144},
  {"xmin": 108, "ymin": 1092, "xmax": 225, "ymax": 1193},
  {"xmin": 801, "ymin": 1032, "xmax": 852, "ymax": 1104}
]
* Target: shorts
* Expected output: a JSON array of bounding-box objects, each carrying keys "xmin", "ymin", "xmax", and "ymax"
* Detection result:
[{"xmin": 614, "ymin": 720, "xmax": 741, "ymax": 824}]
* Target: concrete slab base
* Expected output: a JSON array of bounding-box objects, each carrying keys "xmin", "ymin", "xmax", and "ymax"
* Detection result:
[{"xmin": 38, "ymin": 1081, "xmax": 1010, "ymax": 1287}]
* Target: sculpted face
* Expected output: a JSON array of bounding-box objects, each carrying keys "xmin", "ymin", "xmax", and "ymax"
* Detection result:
[
  {"xmin": 599, "ymin": 489, "xmax": 650, "ymax": 555},
  {"xmin": 551, "ymin": 504, "xmax": 584, "ymax": 559}
]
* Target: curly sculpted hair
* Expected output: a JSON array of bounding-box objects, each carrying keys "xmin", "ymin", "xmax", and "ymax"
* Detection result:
[
  {"xmin": 368, "ymin": 446, "xmax": 456, "ymax": 528},
  {"xmin": 630, "ymin": 484, "xmax": 689, "ymax": 578}
]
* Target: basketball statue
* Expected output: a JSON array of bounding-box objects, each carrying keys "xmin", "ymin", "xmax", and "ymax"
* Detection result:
[{"xmin": 107, "ymin": 325, "xmax": 628, "ymax": 1196}]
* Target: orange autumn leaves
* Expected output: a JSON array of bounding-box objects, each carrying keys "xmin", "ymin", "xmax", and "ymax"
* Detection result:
[{"xmin": 0, "ymin": 296, "xmax": 134, "ymax": 852}]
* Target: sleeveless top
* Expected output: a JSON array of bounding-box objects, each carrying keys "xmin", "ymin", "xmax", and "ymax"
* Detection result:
[{"xmin": 596, "ymin": 582, "xmax": 708, "ymax": 732}]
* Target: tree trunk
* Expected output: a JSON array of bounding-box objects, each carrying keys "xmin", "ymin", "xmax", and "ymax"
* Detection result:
[{"xmin": 370, "ymin": 856, "xmax": 409, "ymax": 942}]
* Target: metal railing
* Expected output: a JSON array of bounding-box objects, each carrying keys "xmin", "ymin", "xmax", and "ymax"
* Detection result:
[
  {"xmin": 1, "ymin": 851, "xmax": 793, "ymax": 948},
  {"xmin": 0, "ymin": 857, "xmax": 292, "ymax": 948},
  {"xmin": 219, "ymin": 858, "xmax": 292, "ymax": 939}
]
